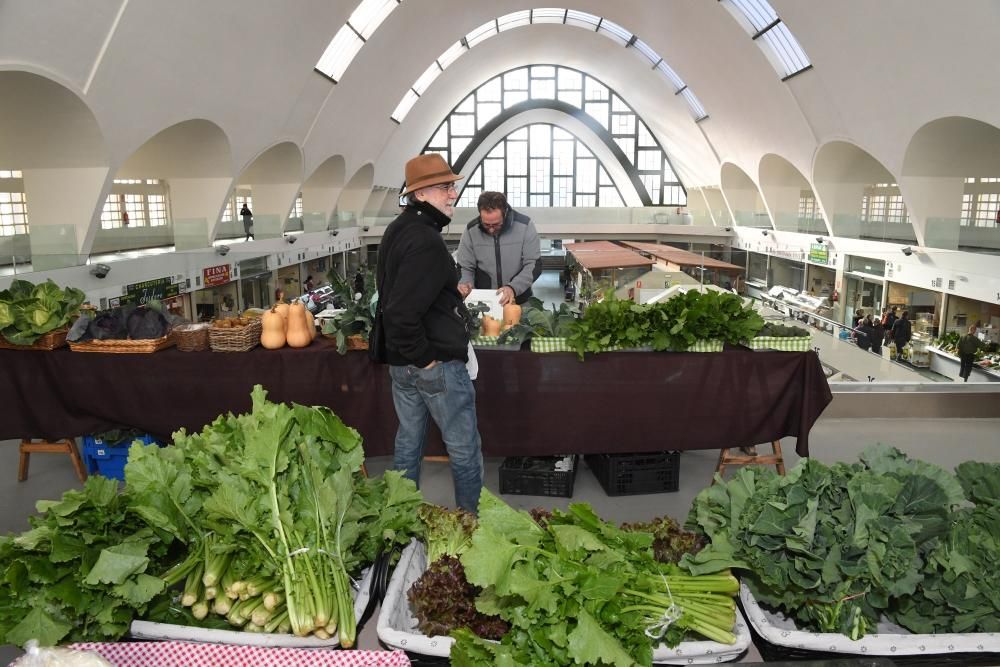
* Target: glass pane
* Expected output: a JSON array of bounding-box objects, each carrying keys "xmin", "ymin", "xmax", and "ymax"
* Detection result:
[
  {"xmin": 456, "ymin": 94, "xmax": 475, "ymax": 113},
  {"xmin": 553, "ymin": 127, "xmax": 573, "ymax": 140},
  {"xmin": 600, "ymin": 185, "xmax": 624, "ymax": 207},
  {"xmin": 450, "ymin": 114, "xmax": 475, "ymax": 136},
  {"xmin": 632, "ymin": 39, "xmax": 661, "ymax": 66},
  {"xmin": 553, "ymin": 141, "xmax": 574, "ymax": 175},
  {"xmin": 584, "ymin": 102, "xmax": 609, "ymax": 130},
  {"xmin": 503, "ymin": 90, "xmax": 529, "ymax": 107},
  {"xmin": 531, "ymin": 65, "xmax": 556, "ymax": 78},
  {"xmin": 437, "ymin": 41, "xmax": 466, "ymax": 69},
  {"xmin": 412, "ymin": 62, "xmax": 441, "ymax": 95},
  {"xmin": 530, "ymin": 158, "xmax": 550, "ymax": 192},
  {"xmin": 503, "ymin": 68, "xmax": 528, "ymax": 89},
  {"xmin": 498, "ymin": 10, "xmax": 530, "ymax": 31},
  {"xmin": 530, "ymin": 194, "xmax": 551, "ymax": 207},
  {"xmin": 557, "ymin": 67, "xmax": 582, "ymax": 89},
  {"xmin": 478, "ymin": 77, "xmax": 501, "ymax": 101},
  {"xmin": 506, "ymin": 177, "xmax": 527, "ymax": 207},
  {"xmin": 507, "ymin": 140, "xmax": 528, "ymax": 175},
  {"xmin": 642, "ymin": 175, "xmax": 662, "ymax": 204},
  {"xmin": 530, "ymin": 78, "xmax": 556, "ymax": 99},
  {"xmin": 557, "ymin": 89, "xmax": 582, "ymax": 108},
  {"xmin": 529, "ymin": 125, "xmax": 551, "ymax": 156},
  {"xmin": 553, "ymin": 177, "xmax": 573, "ymax": 206},
  {"xmin": 315, "ymin": 27, "xmax": 363, "ymax": 81},
  {"xmin": 484, "ymin": 158, "xmax": 505, "ymax": 191},
  {"xmin": 450, "ymin": 137, "xmax": 471, "ymax": 159},
  {"xmin": 349, "ymin": 0, "xmax": 397, "ymax": 39},
  {"xmin": 638, "ymin": 149, "xmax": 661, "ymax": 171},
  {"xmin": 611, "ymin": 113, "xmax": 635, "ymax": 134},
  {"xmin": 565, "ymin": 10, "xmax": 600, "ymax": 29},
  {"xmin": 476, "ymin": 102, "xmax": 502, "ymax": 129},
  {"xmin": 465, "ymin": 21, "xmax": 498, "ymax": 47},
  {"xmin": 576, "ymin": 194, "xmax": 596, "ymax": 207},
  {"xmin": 532, "ymin": 8, "xmax": 566, "ymax": 23},
  {"xmin": 729, "ymin": 0, "xmax": 778, "ymax": 32},
  {"xmin": 597, "ymin": 19, "xmax": 631, "ymax": 46},
  {"xmin": 577, "ymin": 158, "xmax": 597, "ymax": 192},
  {"xmin": 509, "ymin": 127, "xmax": 528, "ymax": 141},
  {"xmin": 390, "ymin": 90, "xmax": 419, "ymax": 122},
  {"xmin": 611, "ymin": 95, "xmax": 629, "ymax": 113},
  {"xmin": 584, "ymin": 76, "xmax": 609, "ymax": 100},
  {"xmin": 654, "ymin": 60, "xmax": 685, "ymax": 90},
  {"xmin": 637, "ymin": 121, "xmax": 656, "ymax": 147}
]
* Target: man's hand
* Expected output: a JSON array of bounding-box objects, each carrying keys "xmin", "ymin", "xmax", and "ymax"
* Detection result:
[
  {"xmin": 423, "ymin": 360, "xmax": 438, "ymax": 370},
  {"xmin": 457, "ymin": 282, "xmax": 473, "ymax": 298},
  {"xmin": 497, "ymin": 285, "xmax": 516, "ymax": 305}
]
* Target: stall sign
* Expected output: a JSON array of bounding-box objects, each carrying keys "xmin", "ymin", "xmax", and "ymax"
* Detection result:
[
  {"xmin": 203, "ymin": 264, "xmax": 231, "ymax": 287},
  {"xmin": 122, "ymin": 277, "xmax": 179, "ymax": 305},
  {"xmin": 808, "ymin": 244, "xmax": 830, "ymax": 265}
]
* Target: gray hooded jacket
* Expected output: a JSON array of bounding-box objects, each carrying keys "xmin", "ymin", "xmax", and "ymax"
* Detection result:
[{"xmin": 456, "ymin": 208, "xmax": 541, "ymax": 304}]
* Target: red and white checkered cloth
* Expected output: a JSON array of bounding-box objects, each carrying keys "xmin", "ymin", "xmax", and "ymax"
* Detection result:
[{"xmin": 67, "ymin": 642, "xmax": 411, "ymax": 667}]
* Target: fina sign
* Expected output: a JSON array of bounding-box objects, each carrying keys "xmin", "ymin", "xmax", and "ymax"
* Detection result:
[
  {"xmin": 808, "ymin": 244, "xmax": 830, "ymax": 265},
  {"xmin": 203, "ymin": 264, "xmax": 231, "ymax": 287}
]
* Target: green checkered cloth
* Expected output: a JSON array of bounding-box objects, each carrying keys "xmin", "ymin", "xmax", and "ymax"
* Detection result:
[
  {"xmin": 749, "ymin": 336, "xmax": 811, "ymax": 351},
  {"xmin": 472, "ymin": 336, "xmax": 501, "ymax": 346},
  {"xmin": 530, "ymin": 337, "xmax": 575, "ymax": 353},
  {"xmin": 685, "ymin": 339, "xmax": 724, "ymax": 352}
]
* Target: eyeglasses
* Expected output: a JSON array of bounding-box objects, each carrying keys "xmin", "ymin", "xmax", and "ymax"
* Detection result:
[{"xmin": 430, "ymin": 183, "xmax": 458, "ymax": 193}]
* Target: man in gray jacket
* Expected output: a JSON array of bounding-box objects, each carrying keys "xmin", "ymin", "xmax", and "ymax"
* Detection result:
[{"xmin": 456, "ymin": 191, "xmax": 541, "ymax": 305}]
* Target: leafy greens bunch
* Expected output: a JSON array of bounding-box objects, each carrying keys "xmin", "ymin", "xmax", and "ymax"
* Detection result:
[
  {"xmin": 0, "ymin": 278, "xmax": 85, "ymax": 345},
  {"xmin": 125, "ymin": 384, "xmax": 422, "ymax": 646},
  {"xmin": 496, "ymin": 297, "xmax": 580, "ymax": 347},
  {"xmin": 891, "ymin": 461, "xmax": 1000, "ymax": 633},
  {"xmin": 682, "ymin": 444, "xmax": 969, "ymax": 639},
  {"xmin": 0, "ymin": 476, "xmax": 171, "ymax": 647},
  {"xmin": 451, "ymin": 490, "xmax": 739, "ymax": 667},
  {"xmin": 407, "ymin": 505, "xmax": 509, "ymax": 640},
  {"xmin": 566, "ymin": 289, "xmax": 764, "ymax": 358}
]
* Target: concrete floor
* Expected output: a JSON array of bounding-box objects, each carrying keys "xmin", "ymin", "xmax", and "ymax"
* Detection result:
[{"xmin": 3, "ymin": 416, "xmax": 998, "ymax": 663}]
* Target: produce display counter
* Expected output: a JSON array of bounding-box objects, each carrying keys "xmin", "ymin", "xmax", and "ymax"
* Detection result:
[
  {"xmin": 0, "ymin": 339, "xmax": 831, "ymax": 457},
  {"xmin": 928, "ymin": 346, "xmax": 1000, "ymax": 382}
]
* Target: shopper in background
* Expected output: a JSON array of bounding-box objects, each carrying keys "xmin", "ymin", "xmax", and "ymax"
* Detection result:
[
  {"xmin": 218, "ymin": 295, "xmax": 236, "ymax": 319},
  {"xmin": 377, "ymin": 153, "xmax": 483, "ymax": 514},
  {"xmin": 958, "ymin": 324, "xmax": 982, "ymax": 382},
  {"xmin": 456, "ymin": 191, "xmax": 541, "ymax": 306},
  {"xmin": 870, "ymin": 316, "xmax": 884, "ymax": 356},
  {"xmin": 883, "ymin": 307, "xmax": 898, "ymax": 346},
  {"xmin": 891, "ymin": 310, "xmax": 912, "ymax": 361},
  {"xmin": 304, "ymin": 275, "xmax": 315, "ymax": 292},
  {"xmin": 857, "ymin": 315, "xmax": 874, "ymax": 352},
  {"xmin": 240, "ymin": 203, "xmax": 253, "ymax": 241}
]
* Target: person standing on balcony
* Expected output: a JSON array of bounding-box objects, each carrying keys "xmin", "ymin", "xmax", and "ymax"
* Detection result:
[{"xmin": 240, "ymin": 203, "xmax": 253, "ymax": 241}]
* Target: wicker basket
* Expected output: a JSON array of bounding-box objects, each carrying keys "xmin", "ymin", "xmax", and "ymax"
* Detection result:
[
  {"xmin": 0, "ymin": 327, "xmax": 70, "ymax": 351},
  {"xmin": 209, "ymin": 318, "xmax": 262, "ymax": 352},
  {"xmin": 68, "ymin": 333, "xmax": 175, "ymax": 354},
  {"xmin": 173, "ymin": 323, "xmax": 211, "ymax": 352},
  {"xmin": 346, "ymin": 334, "xmax": 369, "ymax": 351}
]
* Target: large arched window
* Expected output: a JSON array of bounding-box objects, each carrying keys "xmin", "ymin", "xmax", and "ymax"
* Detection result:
[
  {"xmin": 456, "ymin": 124, "xmax": 624, "ymax": 208},
  {"xmin": 423, "ymin": 65, "xmax": 686, "ymax": 206}
]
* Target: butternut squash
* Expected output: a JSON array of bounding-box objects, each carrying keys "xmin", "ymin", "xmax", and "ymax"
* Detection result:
[
  {"xmin": 260, "ymin": 306, "xmax": 287, "ymax": 349},
  {"xmin": 481, "ymin": 315, "xmax": 501, "ymax": 337},
  {"xmin": 273, "ymin": 302, "xmax": 290, "ymax": 322},
  {"xmin": 304, "ymin": 309, "xmax": 317, "ymax": 340},
  {"xmin": 285, "ymin": 302, "xmax": 312, "ymax": 348},
  {"xmin": 503, "ymin": 303, "xmax": 522, "ymax": 327}
]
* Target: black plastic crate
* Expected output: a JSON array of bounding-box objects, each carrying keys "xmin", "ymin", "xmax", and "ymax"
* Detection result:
[
  {"xmin": 586, "ymin": 451, "xmax": 680, "ymax": 496},
  {"xmin": 499, "ymin": 455, "xmax": 577, "ymax": 497}
]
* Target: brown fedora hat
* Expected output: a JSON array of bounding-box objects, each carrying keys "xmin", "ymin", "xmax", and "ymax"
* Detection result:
[{"xmin": 402, "ymin": 153, "xmax": 463, "ymax": 195}]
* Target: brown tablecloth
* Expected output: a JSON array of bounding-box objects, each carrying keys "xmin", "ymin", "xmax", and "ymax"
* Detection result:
[{"xmin": 0, "ymin": 339, "xmax": 831, "ymax": 457}]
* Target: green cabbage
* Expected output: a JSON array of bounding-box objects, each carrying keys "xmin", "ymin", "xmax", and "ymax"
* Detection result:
[{"xmin": 0, "ymin": 279, "xmax": 86, "ymax": 345}]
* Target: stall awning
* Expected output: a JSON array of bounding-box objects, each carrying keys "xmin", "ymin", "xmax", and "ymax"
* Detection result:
[
  {"xmin": 621, "ymin": 241, "xmax": 743, "ymax": 271},
  {"xmin": 565, "ymin": 241, "xmax": 654, "ymax": 271}
]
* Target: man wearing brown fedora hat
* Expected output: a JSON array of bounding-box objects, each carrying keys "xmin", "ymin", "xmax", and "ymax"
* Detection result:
[{"xmin": 375, "ymin": 153, "xmax": 483, "ymax": 513}]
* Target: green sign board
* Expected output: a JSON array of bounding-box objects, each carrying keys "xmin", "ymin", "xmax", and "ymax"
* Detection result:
[
  {"xmin": 808, "ymin": 244, "xmax": 829, "ymax": 265},
  {"xmin": 122, "ymin": 277, "xmax": 179, "ymax": 305}
]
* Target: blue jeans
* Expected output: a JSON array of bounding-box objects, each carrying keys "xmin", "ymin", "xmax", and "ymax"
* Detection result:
[{"xmin": 389, "ymin": 360, "xmax": 483, "ymax": 513}]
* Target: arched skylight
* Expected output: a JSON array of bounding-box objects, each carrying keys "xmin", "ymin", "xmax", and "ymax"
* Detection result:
[
  {"xmin": 315, "ymin": 0, "xmax": 402, "ymax": 83},
  {"xmin": 454, "ymin": 124, "xmax": 626, "ymax": 208},
  {"xmin": 391, "ymin": 8, "xmax": 708, "ymax": 123},
  {"xmin": 423, "ymin": 65, "xmax": 687, "ymax": 206},
  {"xmin": 720, "ymin": 0, "xmax": 811, "ymax": 80}
]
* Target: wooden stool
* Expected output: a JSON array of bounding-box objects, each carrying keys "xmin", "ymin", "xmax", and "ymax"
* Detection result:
[
  {"xmin": 18, "ymin": 438, "xmax": 88, "ymax": 483},
  {"xmin": 714, "ymin": 440, "xmax": 785, "ymax": 483}
]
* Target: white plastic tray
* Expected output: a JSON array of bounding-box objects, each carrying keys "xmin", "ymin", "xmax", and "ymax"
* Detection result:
[
  {"xmin": 378, "ymin": 540, "xmax": 750, "ymax": 664},
  {"xmin": 130, "ymin": 566, "xmax": 373, "ymax": 648},
  {"xmin": 741, "ymin": 582, "xmax": 1000, "ymax": 657}
]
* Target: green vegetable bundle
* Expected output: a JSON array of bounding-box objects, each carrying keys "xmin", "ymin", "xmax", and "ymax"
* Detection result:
[
  {"xmin": 0, "ymin": 477, "xmax": 171, "ymax": 647},
  {"xmin": 682, "ymin": 445, "xmax": 994, "ymax": 639},
  {"xmin": 496, "ymin": 297, "xmax": 580, "ymax": 346},
  {"xmin": 567, "ymin": 289, "xmax": 764, "ymax": 358},
  {"xmin": 756, "ymin": 322, "xmax": 810, "ymax": 338},
  {"xmin": 0, "ymin": 279, "xmax": 85, "ymax": 345},
  {"xmin": 451, "ymin": 490, "xmax": 738, "ymax": 666},
  {"xmin": 125, "ymin": 385, "xmax": 423, "ymax": 646}
]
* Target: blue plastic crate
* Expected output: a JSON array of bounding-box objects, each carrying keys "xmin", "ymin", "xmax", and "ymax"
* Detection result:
[{"xmin": 82, "ymin": 434, "xmax": 161, "ymax": 481}]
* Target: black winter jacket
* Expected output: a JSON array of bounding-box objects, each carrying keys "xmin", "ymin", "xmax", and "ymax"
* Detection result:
[{"xmin": 377, "ymin": 201, "xmax": 469, "ymax": 368}]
